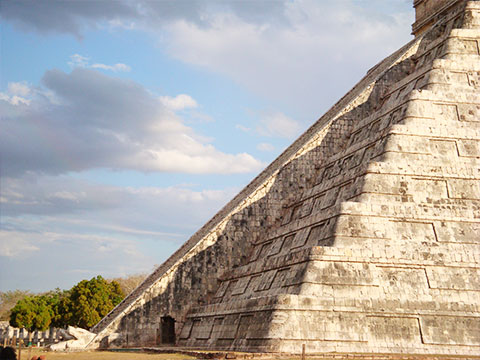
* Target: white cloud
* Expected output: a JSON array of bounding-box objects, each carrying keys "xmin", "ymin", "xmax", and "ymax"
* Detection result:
[
  {"xmin": 68, "ymin": 53, "xmax": 90, "ymax": 67},
  {"xmin": 159, "ymin": 94, "xmax": 198, "ymax": 111},
  {"xmin": 235, "ymin": 124, "xmax": 251, "ymax": 132},
  {"xmin": 68, "ymin": 54, "xmax": 131, "ymax": 72},
  {"xmin": 0, "ymin": 82, "xmax": 33, "ymax": 106},
  {"xmin": 8, "ymin": 82, "xmax": 31, "ymax": 97},
  {"xmin": 0, "ymin": 94, "xmax": 31, "ymax": 106},
  {"xmin": 1, "ymin": 68, "xmax": 263, "ymax": 177},
  {"xmin": 163, "ymin": 1, "xmax": 413, "ymax": 117},
  {"xmin": 0, "ymin": 231, "xmax": 40, "ymax": 258},
  {"xmin": 257, "ymin": 111, "xmax": 301, "ymax": 139},
  {"xmin": 257, "ymin": 142, "xmax": 275, "ymax": 152},
  {"xmin": 91, "ymin": 63, "xmax": 131, "ymax": 72}
]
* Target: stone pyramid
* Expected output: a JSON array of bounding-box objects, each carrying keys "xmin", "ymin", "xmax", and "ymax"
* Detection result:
[{"xmin": 91, "ymin": 0, "xmax": 480, "ymax": 355}]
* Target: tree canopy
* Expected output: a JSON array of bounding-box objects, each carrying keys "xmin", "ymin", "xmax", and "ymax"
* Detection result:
[
  {"xmin": 9, "ymin": 294, "xmax": 56, "ymax": 331},
  {"xmin": 9, "ymin": 276, "xmax": 124, "ymax": 330}
]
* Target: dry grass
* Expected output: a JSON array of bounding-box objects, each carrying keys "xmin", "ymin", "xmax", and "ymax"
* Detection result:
[{"xmin": 18, "ymin": 349, "xmax": 195, "ymax": 360}]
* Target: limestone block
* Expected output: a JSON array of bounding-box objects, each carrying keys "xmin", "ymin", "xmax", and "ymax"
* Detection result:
[
  {"xmin": 209, "ymin": 317, "xmax": 225, "ymax": 340},
  {"xmin": 244, "ymin": 274, "xmax": 262, "ymax": 295},
  {"xmin": 299, "ymin": 197, "xmax": 314, "ymax": 218},
  {"xmin": 457, "ymin": 103, "xmax": 480, "ymax": 122},
  {"xmin": 378, "ymin": 267, "xmax": 429, "ymax": 295},
  {"xmin": 426, "ymin": 266, "xmax": 480, "ymax": 290},
  {"xmin": 283, "ymin": 263, "xmax": 307, "ymax": 287},
  {"xmin": 391, "ymin": 221, "xmax": 437, "ymax": 242},
  {"xmin": 445, "ymin": 37, "xmax": 480, "ymax": 55},
  {"xmin": 384, "ymin": 134, "xmax": 431, "ymax": 154},
  {"xmin": 323, "ymin": 313, "xmax": 367, "ymax": 342},
  {"xmin": 320, "ymin": 187, "xmax": 339, "ymax": 209},
  {"xmin": 419, "ymin": 315, "xmax": 480, "ymax": 345},
  {"xmin": 179, "ymin": 321, "xmax": 193, "ymax": 339},
  {"xmin": 434, "ymin": 102, "xmax": 460, "ymax": 121},
  {"xmin": 305, "ymin": 221, "xmax": 330, "ymax": 246},
  {"xmin": 256, "ymin": 270, "xmax": 277, "ymax": 292},
  {"xmin": 464, "ymin": 2, "xmax": 480, "ymax": 28},
  {"xmin": 235, "ymin": 315, "xmax": 255, "ymax": 339},
  {"xmin": 266, "ymin": 311, "xmax": 367, "ymax": 342},
  {"xmin": 367, "ymin": 316, "xmax": 422, "ymax": 345},
  {"xmin": 291, "ymin": 228, "xmax": 309, "ymax": 249},
  {"xmin": 266, "ymin": 237, "xmax": 283, "ymax": 257},
  {"xmin": 231, "ymin": 276, "xmax": 250, "ymax": 296},
  {"xmin": 303, "ymin": 261, "xmax": 375, "ymax": 286},
  {"xmin": 280, "ymin": 234, "xmax": 295, "ymax": 254},
  {"xmin": 433, "ymin": 220, "xmax": 480, "ymax": 243},
  {"xmin": 270, "ymin": 268, "xmax": 291, "ymax": 289},
  {"xmin": 218, "ymin": 315, "xmax": 240, "ymax": 340},
  {"xmin": 191, "ymin": 318, "xmax": 214, "ymax": 340},
  {"xmin": 457, "ymin": 139, "xmax": 480, "ymax": 157},
  {"xmin": 468, "ymin": 71, "xmax": 480, "ymax": 87},
  {"xmin": 429, "ymin": 139, "xmax": 459, "ymax": 158},
  {"xmin": 362, "ymin": 174, "xmax": 449, "ymax": 203},
  {"xmin": 447, "ymin": 178, "xmax": 480, "ymax": 199},
  {"xmin": 214, "ymin": 281, "xmax": 229, "ymax": 298}
]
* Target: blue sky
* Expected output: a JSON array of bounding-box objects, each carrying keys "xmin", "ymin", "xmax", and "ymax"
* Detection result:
[{"xmin": 0, "ymin": 0, "xmax": 414, "ymax": 292}]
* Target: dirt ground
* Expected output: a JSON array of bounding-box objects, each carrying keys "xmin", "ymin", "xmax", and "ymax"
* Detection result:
[
  {"xmin": 13, "ymin": 349, "xmax": 480, "ymax": 360},
  {"xmin": 17, "ymin": 349, "xmax": 195, "ymax": 360}
]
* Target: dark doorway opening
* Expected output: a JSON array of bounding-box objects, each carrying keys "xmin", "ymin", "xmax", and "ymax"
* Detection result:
[{"xmin": 160, "ymin": 316, "xmax": 175, "ymax": 344}]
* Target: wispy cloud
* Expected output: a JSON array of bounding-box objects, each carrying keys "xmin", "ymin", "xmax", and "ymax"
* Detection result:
[
  {"xmin": 235, "ymin": 124, "xmax": 251, "ymax": 133},
  {"xmin": 256, "ymin": 111, "xmax": 301, "ymax": 139},
  {"xmin": 68, "ymin": 53, "xmax": 131, "ymax": 72},
  {"xmin": 0, "ymin": 175, "xmax": 237, "ymax": 290},
  {"xmin": 91, "ymin": 63, "xmax": 131, "ymax": 72},
  {"xmin": 159, "ymin": 94, "xmax": 198, "ymax": 111},
  {"xmin": 257, "ymin": 142, "xmax": 275, "ymax": 152},
  {"xmin": 0, "ymin": 232, "xmax": 40, "ymax": 258}
]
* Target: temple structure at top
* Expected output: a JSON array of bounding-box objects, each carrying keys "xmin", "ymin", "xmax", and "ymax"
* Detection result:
[{"xmin": 91, "ymin": 0, "xmax": 480, "ymax": 355}]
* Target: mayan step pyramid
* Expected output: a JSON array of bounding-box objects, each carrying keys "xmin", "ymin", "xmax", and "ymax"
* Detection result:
[{"xmin": 90, "ymin": 0, "xmax": 480, "ymax": 355}]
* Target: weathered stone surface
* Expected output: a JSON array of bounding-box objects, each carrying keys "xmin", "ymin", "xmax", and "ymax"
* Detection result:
[
  {"xmin": 90, "ymin": 0, "xmax": 480, "ymax": 356},
  {"xmin": 49, "ymin": 327, "xmax": 97, "ymax": 351}
]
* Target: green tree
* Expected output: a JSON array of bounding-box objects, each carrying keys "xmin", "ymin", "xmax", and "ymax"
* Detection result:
[
  {"xmin": 43, "ymin": 288, "xmax": 68, "ymax": 328},
  {"xmin": 64, "ymin": 276, "xmax": 124, "ymax": 329},
  {"xmin": 9, "ymin": 295, "xmax": 53, "ymax": 331},
  {"xmin": 8, "ymin": 276, "xmax": 124, "ymax": 330}
]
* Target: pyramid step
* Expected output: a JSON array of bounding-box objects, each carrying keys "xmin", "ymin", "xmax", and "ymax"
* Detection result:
[
  {"xmin": 367, "ymin": 159, "xmax": 479, "ymax": 178},
  {"xmin": 442, "ymin": 30, "xmax": 480, "ymax": 58},
  {"xmin": 357, "ymin": 192, "xmax": 480, "ymax": 208},
  {"xmin": 407, "ymin": 87, "xmax": 480, "ymax": 103},
  {"xmin": 398, "ymin": 118, "xmax": 480, "ymax": 131},
  {"xmin": 339, "ymin": 200, "xmax": 478, "ymax": 221},
  {"xmin": 432, "ymin": 57, "xmax": 480, "ymax": 71},
  {"xmin": 381, "ymin": 151, "xmax": 480, "ymax": 167},
  {"xmin": 382, "ymin": 134, "xmax": 480, "ymax": 159},
  {"xmin": 389, "ymin": 122, "xmax": 480, "ymax": 138}
]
